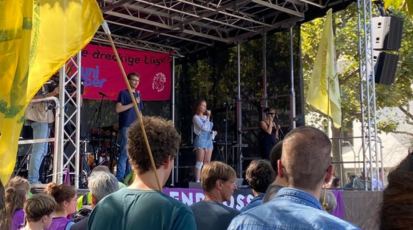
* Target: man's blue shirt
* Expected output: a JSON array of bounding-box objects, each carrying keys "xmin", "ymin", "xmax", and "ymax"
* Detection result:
[
  {"xmin": 241, "ymin": 194, "xmax": 265, "ymax": 212},
  {"xmin": 117, "ymin": 89, "xmax": 143, "ymax": 129},
  {"xmin": 228, "ymin": 188, "xmax": 360, "ymax": 230}
]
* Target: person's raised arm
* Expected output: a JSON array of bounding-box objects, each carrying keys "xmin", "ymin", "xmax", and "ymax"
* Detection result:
[
  {"xmin": 260, "ymin": 119, "xmax": 273, "ymax": 135},
  {"xmin": 192, "ymin": 115, "xmax": 211, "ymax": 131},
  {"xmin": 32, "ymin": 87, "xmax": 59, "ymax": 100}
]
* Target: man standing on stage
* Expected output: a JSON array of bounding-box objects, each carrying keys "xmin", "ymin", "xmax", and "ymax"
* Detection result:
[
  {"xmin": 115, "ymin": 72, "xmax": 143, "ymax": 182},
  {"xmin": 25, "ymin": 83, "xmax": 59, "ymax": 184}
]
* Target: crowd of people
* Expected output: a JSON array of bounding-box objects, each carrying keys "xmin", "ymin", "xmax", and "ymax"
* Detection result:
[
  {"xmin": 0, "ymin": 72, "xmax": 409, "ymax": 230},
  {"xmin": 1, "ymin": 116, "xmax": 413, "ymax": 229}
]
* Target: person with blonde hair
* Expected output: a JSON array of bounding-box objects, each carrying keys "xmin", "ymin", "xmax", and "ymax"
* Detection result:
[
  {"xmin": 21, "ymin": 193, "xmax": 57, "ymax": 230},
  {"xmin": 0, "ymin": 177, "xmax": 30, "ymax": 230},
  {"xmin": 190, "ymin": 161, "xmax": 240, "ymax": 230},
  {"xmin": 44, "ymin": 183, "xmax": 77, "ymax": 230}
]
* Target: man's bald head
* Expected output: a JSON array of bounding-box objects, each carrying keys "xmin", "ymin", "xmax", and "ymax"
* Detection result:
[{"xmin": 281, "ymin": 126, "xmax": 332, "ymax": 191}]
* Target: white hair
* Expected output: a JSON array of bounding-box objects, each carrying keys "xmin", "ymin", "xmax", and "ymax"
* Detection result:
[{"xmin": 88, "ymin": 171, "xmax": 119, "ymax": 203}]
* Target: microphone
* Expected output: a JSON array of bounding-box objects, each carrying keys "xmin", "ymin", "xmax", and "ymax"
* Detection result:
[{"xmin": 99, "ymin": 92, "xmax": 108, "ymax": 97}]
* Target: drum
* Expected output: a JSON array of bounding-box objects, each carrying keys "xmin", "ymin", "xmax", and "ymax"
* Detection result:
[{"xmin": 86, "ymin": 152, "xmax": 94, "ymax": 169}]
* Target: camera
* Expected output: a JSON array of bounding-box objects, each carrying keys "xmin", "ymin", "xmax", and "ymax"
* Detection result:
[{"xmin": 46, "ymin": 79, "xmax": 84, "ymax": 95}]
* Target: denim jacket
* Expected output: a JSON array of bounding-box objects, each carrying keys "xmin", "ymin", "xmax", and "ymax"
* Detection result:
[{"xmin": 228, "ymin": 188, "xmax": 360, "ymax": 230}]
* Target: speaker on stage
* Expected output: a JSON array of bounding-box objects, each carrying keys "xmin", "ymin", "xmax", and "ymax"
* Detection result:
[
  {"xmin": 373, "ymin": 51, "xmax": 399, "ymax": 85},
  {"xmin": 372, "ymin": 16, "xmax": 404, "ymax": 51}
]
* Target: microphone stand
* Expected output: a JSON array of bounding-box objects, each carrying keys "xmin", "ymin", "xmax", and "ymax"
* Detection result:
[
  {"xmin": 275, "ymin": 116, "xmax": 285, "ymax": 140},
  {"xmin": 224, "ymin": 103, "xmax": 229, "ymax": 165},
  {"xmin": 87, "ymin": 107, "xmax": 98, "ymax": 128},
  {"xmin": 94, "ymin": 94, "xmax": 105, "ymax": 166}
]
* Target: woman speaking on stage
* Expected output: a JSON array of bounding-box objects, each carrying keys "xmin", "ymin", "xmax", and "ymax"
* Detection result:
[
  {"xmin": 192, "ymin": 100, "xmax": 217, "ymax": 183},
  {"xmin": 259, "ymin": 107, "xmax": 280, "ymax": 160}
]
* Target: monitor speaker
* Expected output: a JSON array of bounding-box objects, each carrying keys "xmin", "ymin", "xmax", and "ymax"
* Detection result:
[
  {"xmin": 373, "ymin": 51, "xmax": 399, "ymax": 85},
  {"xmin": 372, "ymin": 16, "xmax": 404, "ymax": 51}
]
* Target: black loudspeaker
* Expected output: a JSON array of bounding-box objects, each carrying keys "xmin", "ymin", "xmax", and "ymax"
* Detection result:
[
  {"xmin": 373, "ymin": 51, "xmax": 399, "ymax": 85},
  {"xmin": 372, "ymin": 16, "xmax": 404, "ymax": 51}
]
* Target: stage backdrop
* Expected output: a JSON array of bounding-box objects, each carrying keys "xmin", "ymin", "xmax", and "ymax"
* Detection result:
[{"xmin": 79, "ymin": 44, "xmax": 171, "ymax": 101}]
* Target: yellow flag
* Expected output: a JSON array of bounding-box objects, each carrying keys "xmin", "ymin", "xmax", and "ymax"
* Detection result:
[
  {"xmin": 307, "ymin": 9, "xmax": 341, "ymax": 128},
  {"xmin": 0, "ymin": 0, "xmax": 103, "ymax": 184}
]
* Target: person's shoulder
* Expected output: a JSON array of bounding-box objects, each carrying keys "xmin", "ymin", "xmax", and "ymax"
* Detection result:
[
  {"xmin": 155, "ymin": 191, "xmax": 191, "ymax": 209},
  {"xmin": 218, "ymin": 202, "xmax": 241, "ymax": 214},
  {"xmin": 228, "ymin": 209, "xmax": 267, "ymax": 230},
  {"xmin": 70, "ymin": 217, "xmax": 89, "ymax": 230},
  {"xmin": 317, "ymin": 211, "xmax": 360, "ymax": 229}
]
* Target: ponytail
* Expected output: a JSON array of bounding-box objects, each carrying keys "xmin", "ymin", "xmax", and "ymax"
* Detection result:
[{"xmin": 0, "ymin": 177, "xmax": 29, "ymax": 230}]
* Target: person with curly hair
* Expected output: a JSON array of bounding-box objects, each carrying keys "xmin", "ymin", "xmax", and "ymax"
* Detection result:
[
  {"xmin": 379, "ymin": 153, "xmax": 413, "ymax": 230},
  {"xmin": 0, "ymin": 177, "xmax": 30, "ymax": 230},
  {"xmin": 241, "ymin": 160, "xmax": 275, "ymax": 212},
  {"xmin": 88, "ymin": 116, "xmax": 196, "ymax": 230}
]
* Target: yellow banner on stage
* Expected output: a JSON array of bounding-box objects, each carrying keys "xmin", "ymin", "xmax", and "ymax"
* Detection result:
[
  {"xmin": 0, "ymin": 0, "xmax": 103, "ymax": 184},
  {"xmin": 307, "ymin": 9, "xmax": 342, "ymax": 129}
]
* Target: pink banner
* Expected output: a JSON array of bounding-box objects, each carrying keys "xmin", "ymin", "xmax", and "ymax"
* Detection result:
[{"xmin": 80, "ymin": 44, "xmax": 171, "ymax": 101}]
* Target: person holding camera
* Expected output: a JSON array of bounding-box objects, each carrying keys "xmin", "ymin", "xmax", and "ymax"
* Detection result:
[
  {"xmin": 25, "ymin": 82, "xmax": 59, "ymax": 185},
  {"xmin": 259, "ymin": 107, "xmax": 280, "ymax": 160},
  {"xmin": 192, "ymin": 100, "xmax": 217, "ymax": 183}
]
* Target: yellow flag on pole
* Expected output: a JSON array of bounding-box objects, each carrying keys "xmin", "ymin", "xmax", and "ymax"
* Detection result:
[
  {"xmin": 307, "ymin": 9, "xmax": 342, "ymax": 128},
  {"xmin": 0, "ymin": 0, "xmax": 103, "ymax": 184}
]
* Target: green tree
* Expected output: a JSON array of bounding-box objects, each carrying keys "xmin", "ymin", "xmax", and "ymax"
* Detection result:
[{"xmin": 302, "ymin": 3, "xmax": 413, "ymax": 176}]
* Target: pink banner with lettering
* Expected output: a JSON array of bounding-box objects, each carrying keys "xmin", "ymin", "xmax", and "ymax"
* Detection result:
[{"xmin": 80, "ymin": 44, "xmax": 171, "ymax": 101}]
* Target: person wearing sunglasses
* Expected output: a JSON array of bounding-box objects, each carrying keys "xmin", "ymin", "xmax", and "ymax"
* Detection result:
[{"xmin": 259, "ymin": 107, "xmax": 280, "ymax": 160}]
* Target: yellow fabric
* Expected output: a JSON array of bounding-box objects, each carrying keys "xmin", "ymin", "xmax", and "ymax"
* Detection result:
[
  {"xmin": 0, "ymin": 0, "xmax": 103, "ymax": 184},
  {"xmin": 307, "ymin": 9, "xmax": 342, "ymax": 128}
]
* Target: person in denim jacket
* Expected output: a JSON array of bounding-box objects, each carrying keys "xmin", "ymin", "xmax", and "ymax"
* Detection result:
[
  {"xmin": 228, "ymin": 126, "xmax": 360, "ymax": 230},
  {"xmin": 192, "ymin": 100, "xmax": 217, "ymax": 183}
]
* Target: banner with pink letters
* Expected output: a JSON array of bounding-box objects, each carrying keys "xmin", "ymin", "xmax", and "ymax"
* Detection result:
[{"xmin": 79, "ymin": 44, "xmax": 171, "ymax": 101}]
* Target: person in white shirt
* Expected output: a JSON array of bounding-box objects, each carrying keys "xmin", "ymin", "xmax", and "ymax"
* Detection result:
[{"xmin": 192, "ymin": 100, "xmax": 217, "ymax": 183}]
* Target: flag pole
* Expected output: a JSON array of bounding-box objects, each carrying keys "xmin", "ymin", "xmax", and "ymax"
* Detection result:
[
  {"xmin": 102, "ymin": 21, "xmax": 162, "ymax": 191},
  {"xmin": 328, "ymin": 75, "xmax": 332, "ymax": 138}
]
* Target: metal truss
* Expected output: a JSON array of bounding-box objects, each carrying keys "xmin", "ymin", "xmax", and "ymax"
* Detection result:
[
  {"xmin": 357, "ymin": 0, "xmax": 381, "ymax": 190},
  {"xmin": 97, "ymin": 0, "xmax": 350, "ymax": 55},
  {"xmin": 56, "ymin": 53, "xmax": 82, "ymax": 188},
  {"xmin": 93, "ymin": 31, "xmax": 184, "ymax": 56}
]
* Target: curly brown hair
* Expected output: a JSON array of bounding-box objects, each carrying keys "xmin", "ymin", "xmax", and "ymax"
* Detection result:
[
  {"xmin": 379, "ymin": 153, "xmax": 413, "ymax": 230},
  {"xmin": 127, "ymin": 116, "xmax": 181, "ymax": 174},
  {"xmin": 246, "ymin": 160, "xmax": 275, "ymax": 193}
]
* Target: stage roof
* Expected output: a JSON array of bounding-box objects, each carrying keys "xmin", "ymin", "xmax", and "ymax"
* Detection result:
[{"xmin": 94, "ymin": 0, "xmax": 355, "ymax": 57}]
